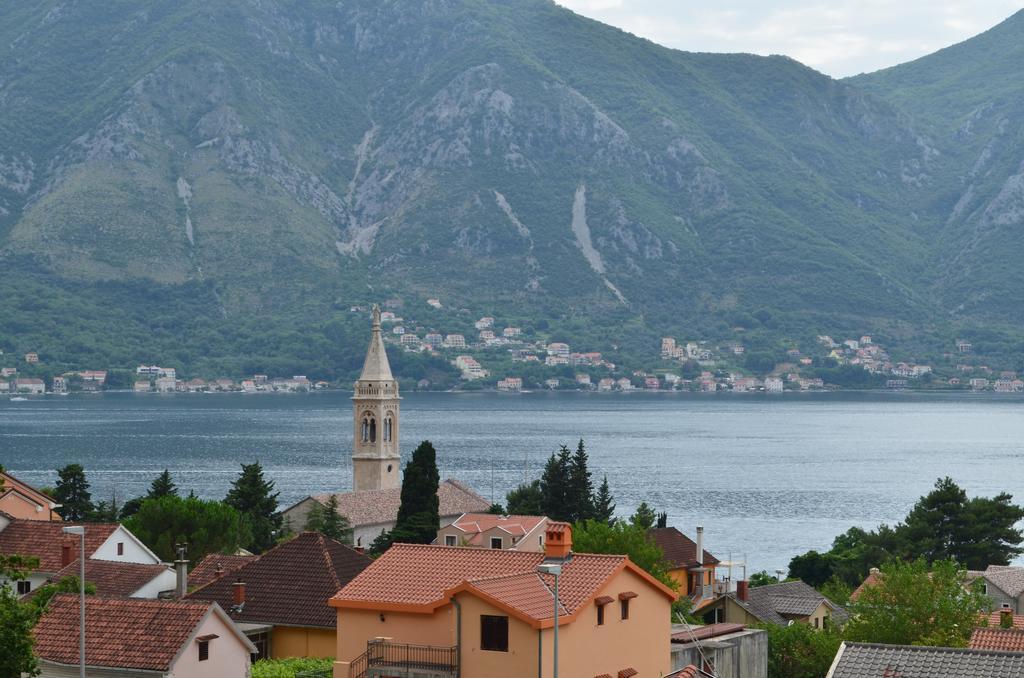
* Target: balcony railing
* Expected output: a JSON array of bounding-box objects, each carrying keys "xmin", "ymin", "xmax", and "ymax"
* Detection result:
[{"xmin": 350, "ymin": 639, "xmax": 458, "ymax": 678}]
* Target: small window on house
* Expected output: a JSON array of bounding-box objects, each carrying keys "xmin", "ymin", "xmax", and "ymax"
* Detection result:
[
  {"xmin": 814, "ymin": 617, "xmax": 819, "ymax": 629},
  {"xmin": 198, "ymin": 641, "xmax": 209, "ymax": 661},
  {"xmin": 117, "ymin": 542, "xmax": 124, "ymax": 556},
  {"xmin": 480, "ymin": 615, "xmax": 509, "ymax": 652},
  {"xmin": 490, "ymin": 537, "xmax": 503, "ymax": 549},
  {"xmin": 597, "ymin": 605, "xmax": 605, "ymax": 626},
  {"xmin": 620, "ymin": 599, "xmax": 630, "ymax": 620},
  {"xmin": 17, "ymin": 581, "xmax": 31, "ymax": 595},
  {"xmin": 445, "ymin": 535, "xmax": 457, "ymax": 547}
]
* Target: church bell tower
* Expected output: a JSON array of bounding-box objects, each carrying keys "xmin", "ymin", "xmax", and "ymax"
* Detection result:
[{"xmin": 352, "ymin": 305, "xmax": 401, "ymax": 492}]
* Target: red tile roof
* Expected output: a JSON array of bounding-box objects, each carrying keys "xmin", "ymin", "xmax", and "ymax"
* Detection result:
[
  {"xmin": 188, "ymin": 553, "xmax": 255, "ymax": 589},
  {"xmin": 33, "ymin": 594, "xmax": 214, "ymax": 671},
  {"xmin": 307, "ymin": 479, "xmax": 489, "ymax": 527},
  {"xmin": 187, "ymin": 532, "xmax": 370, "ymax": 629},
  {"xmin": 331, "ymin": 543, "xmax": 677, "ymax": 628},
  {"xmin": 648, "ymin": 528, "xmax": 719, "ymax": 570},
  {"xmin": 0, "ymin": 519, "xmax": 118, "ymax": 572},
  {"xmin": 971, "ymin": 628, "xmax": 1024, "ymax": 652},
  {"xmin": 667, "ymin": 666, "xmax": 699, "ymax": 678},
  {"xmin": 445, "ymin": 513, "xmax": 546, "ymax": 546},
  {"xmin": 46, "ymin": 559, "xmax": 171, "ymax": 598},
  {"xmin": 850, "ymin": 568, "xmax": 883, "ymax": 602},
  {"xmin": 980, "ymin": 611, "xmax": 1024, "ymax": 630}
]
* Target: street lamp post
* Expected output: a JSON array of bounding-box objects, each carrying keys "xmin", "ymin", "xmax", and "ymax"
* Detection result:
[
  {"xmin": 62, "ymin": 526, "xmax": 85, "ymax": 678},
  {"xmin": 536, "ymin": 563, "xmax": 562, "ymax": 678}
]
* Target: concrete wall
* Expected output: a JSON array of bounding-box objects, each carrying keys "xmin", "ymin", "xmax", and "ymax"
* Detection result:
[
  {"xmin": 93, "ymin": 527, "xmax": 161, "ymax": 564},
  {"xmin": 171, "ymin": 609, "xmax": 252, "ymax": 678},
  {"xmin": 672, "ymin": 628, "xmax": 768, "ymax": 678},
  {"xmin": 984, "ymin": 581, "xmax": 1019, "ymax": 613},
  {"xmin": 131, "ymin": 569, "xmax": 178, "ymax": 598},
  {"xmin": 271, "ymin": 626, "xmax": 336, "ymax": 659}
]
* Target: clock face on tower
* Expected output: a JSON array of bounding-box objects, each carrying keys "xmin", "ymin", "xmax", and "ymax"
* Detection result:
[{"xmin": 351, "ymin": 305, "xmax": 401, "ymax": 491}]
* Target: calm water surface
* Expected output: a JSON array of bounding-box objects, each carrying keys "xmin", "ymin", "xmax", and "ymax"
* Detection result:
[{"xmin": 2, "ymin": 390, "xmax": 1023, "ymax": 574}]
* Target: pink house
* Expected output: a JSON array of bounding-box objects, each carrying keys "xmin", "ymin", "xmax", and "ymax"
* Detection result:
[{"xmin": 33, "ymin": 595, "xmax": 255, "ymax": 678}]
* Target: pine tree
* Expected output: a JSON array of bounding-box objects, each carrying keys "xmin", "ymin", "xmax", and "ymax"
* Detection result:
[
  {"xmin": 506, "ymin": 480, "xmax": 543, "ymax": 515},
  {"xmin": 317, "ymin": 497, "xmax": 354, "ymax": 544},
  {"xmin": 54, "ymin": 463, "xmax": 93, "ymax": 521},
  {"xmin": 392, "ymin": 441, "xmax": 440, "ymax": 544},
  {"xmin": 147, "ymin": 469, "xmax": 178, "ymax": 499},
  {"xmin": 224, "ymin": 462, "xmax": 281, "ymax": 553},
  {"xmin": 540, "ymin": 447, "xmax": 571, "ymax": 521},
  {"xmin": 630, "ymin": 502, "xmax": 658, "ymax": 530},
  {"xmin": 567, "ymin": 439, "xmax": 595, "ymax": 522},
  {"xmin": 593, "ymin": 476, "xmax": 616, "ymax": 525}
]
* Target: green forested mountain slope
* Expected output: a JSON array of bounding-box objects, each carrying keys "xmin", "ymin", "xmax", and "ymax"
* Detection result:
[
  {"xmin": 850, "ymin": 9, "xmax": 1024, "ymax": 324},
  {"xmin": 0, "ymin": 0, "xmax": 1021, "ymax": 375}
]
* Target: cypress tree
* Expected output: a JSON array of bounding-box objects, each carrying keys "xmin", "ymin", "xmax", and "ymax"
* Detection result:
[
  {"xmin": 54, "ymin": 464, "xmax": 93, "ymax": 522},
  {"xmin": 224, "ymin": 461, "xmax": 281, "ymax": 553},
  {"xmin": 392, "ymin": 441, "xmax": 440, "ymax": 544},
  {"xmin": 630, "ymin": 501, "xmax": 658, "ymax": 530}
]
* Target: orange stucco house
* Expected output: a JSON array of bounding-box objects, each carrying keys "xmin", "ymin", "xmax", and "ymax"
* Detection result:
[
  {"xmin": 0, "ymin": 471, "xmax": 62, "ymax": 521},
  {"xmin": 329, "ymin": 522, "xmax": 678, "ymax": 678}
]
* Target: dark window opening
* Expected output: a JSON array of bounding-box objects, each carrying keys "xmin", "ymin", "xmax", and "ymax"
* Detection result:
[
  {"xmin": 620, "ymin": 599, "xmax": 630, "ymax": 620},
  {"xmin": 198, "ymin": 641, "xmax": 209, "ymax": 661},
  {"xmin": 490, "ymin": 537, "xmax": 503, "ymax": 549},
  {"xmin": 17, "ymin": 581, "xmax": 31, "ymax": 595},
  {"xmin": 481, "ymin": 615, "xmax": 509, "ymax": 652},
  {"xmin": 445, "ymin": 535, "xmax": 457, "ymax": 546},
  {"xmin": 369, "ymin": 418, "xmax": 376, "ymax": 443},
  {"xmin": 247, "ymin": 631, "xmax": 269, "ymax": 662},
  {"xmin": 597, "ymin": 605, "xmax": 605, "ymax": 626},
  {"xmin": 117, "ymin": 542, "xmax": 124, "ymax": 556}
]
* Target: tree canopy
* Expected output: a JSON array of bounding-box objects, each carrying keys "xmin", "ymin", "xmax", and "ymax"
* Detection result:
[
  {"xmin": 539, "ymin": 440, "xmax": 614, "ymax": 523},
  {"xmin": 54, "ymin": 463, "xmax": 92, "ymax": 521},
  {"xmin": 571, "ymin": 519, "xmax": 674, "ymax": 589},
  {"xmin": 844, "ymin": 559, "xmax": 989, "ymax": 647},
  {"xmin": 124, "ymin": 494, "xmax": 252, "ymax": 561},
  {"xmin": 789, "ymin": 478, "xmax": 1024, "ymax": 587},
  {"xmin": 224, "ymin": 462, "xmax": 282, "ymax": 554},
  {"xmin": 304, "ymin": 495, "xmax": 352, "ymax": 544},
  {"xmin": 391, "ymin": 440, "xmax": 441, "ymax": 545},
  {"xmin": 505, "ymin": 480, "xmax": 543, "ymax": 516}
]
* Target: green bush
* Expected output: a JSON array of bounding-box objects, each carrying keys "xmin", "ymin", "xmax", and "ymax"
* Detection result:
[{"xmin": 252, "ymin": 657, "xmax": 334, "ymax": 678}]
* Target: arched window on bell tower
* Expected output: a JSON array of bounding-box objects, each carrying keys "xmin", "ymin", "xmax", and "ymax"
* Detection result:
[
  {"xmin": 383, "ymin": 416, "xmax": 393, "ymax": 442},
  {"xmin": 369, "ymin": 418, "xmax": 376, "ymax": 443}
]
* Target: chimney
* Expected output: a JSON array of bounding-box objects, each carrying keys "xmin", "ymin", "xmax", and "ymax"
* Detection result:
[
  {"xmin": 61, "ymin": 541, "xmax": 73, "ymax": 568},
  {"xmin": 214, "ymin": 563, "xmax": 224, "ymax": 577},
  {"xmin": 174, "ymin": 543, "xmax": 189, "ymax": 598},
  {"xmin": 354, "ymin": 547, "xmax": 365, "ymax": 555},
  {"xmin": 544, "ymin": 522, "xmax": 572, "ymax": 560},
  {"xmin": 695, "ymin": 526, "xmax": 704, "ymax": 567},
  {"xmin": 737, "ymin": 580, "xmax": 749, "ymax": 601},
  {"xmin": 233, "ymin": 580, "xmax": 247, "ymax": 606}
]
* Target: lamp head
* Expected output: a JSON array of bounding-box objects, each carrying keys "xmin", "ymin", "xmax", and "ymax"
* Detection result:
[
  {"xmin": 62, "ymin": 526, "xmax": 85, "ymax": 536},
  {"xmin": 536, "ymin": 563, "xmax": 562, "ymax": 576}
]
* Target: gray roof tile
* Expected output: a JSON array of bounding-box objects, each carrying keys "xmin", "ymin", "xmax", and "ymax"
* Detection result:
[{"xmin": 828, "ymin": 642, "xmax": 1024, "ymax": 678}]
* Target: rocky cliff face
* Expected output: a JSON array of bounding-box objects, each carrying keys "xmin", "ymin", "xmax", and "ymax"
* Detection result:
[{"xmin": 1, "ymin": 0, "xmax": 1022, "ymax": 362}]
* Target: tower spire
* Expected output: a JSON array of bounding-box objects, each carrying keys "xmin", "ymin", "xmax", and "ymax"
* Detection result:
[
  {"xmin": 351, "ymin": 304, "xmax": 401, "ymax": 492},
  {"xmin": 359, "ymin": 304, "xmax": 394, "ymax": 382}
]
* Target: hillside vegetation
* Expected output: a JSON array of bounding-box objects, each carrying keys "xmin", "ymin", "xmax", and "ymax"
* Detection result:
[{"xmin": 1, "ymin": 1, "xmax": 1023, "ymax": 376}]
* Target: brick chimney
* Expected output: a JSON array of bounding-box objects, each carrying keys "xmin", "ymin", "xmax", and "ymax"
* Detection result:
[
  {"xmin": 737, "ymin": 580, "xmax": 749, "ymax": 601},
  {"xmin": 544, "ymin": 522, "xmax": 572, "ymax": 560},
  {"xmin": 232, "ymin": 580, "xmax": 247, "ymax": 606},
  {"xmin": 61, "ymin": 541, "xmax": 73, "ymax": 568}
]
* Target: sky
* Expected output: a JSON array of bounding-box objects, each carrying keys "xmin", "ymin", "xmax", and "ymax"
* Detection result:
[{"xmin": 555, "ymin": 1, "xmax": 1024, "ymax": 78}]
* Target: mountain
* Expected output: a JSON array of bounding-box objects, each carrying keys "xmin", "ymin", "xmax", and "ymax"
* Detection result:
[
  {"xmin": 0, "ymin": 0, "xmax": 1022, "ymax": 376},
  {"xmin": 850, "ymin": 10, "xmax": 1024, "ymax": 325}
]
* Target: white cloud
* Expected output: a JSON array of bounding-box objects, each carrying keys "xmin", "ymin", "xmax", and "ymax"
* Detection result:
[{"xmin": 555, "ymin": 0, "xmax": 1024, "ymax": 77}]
